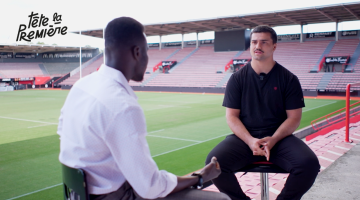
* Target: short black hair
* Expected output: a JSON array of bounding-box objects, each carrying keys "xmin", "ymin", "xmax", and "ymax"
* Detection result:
[
  {"xmin": 250, "ymin": 25, "xmax": 277, "ymax": 44},
  {"xmin": 104, "ymin": 17, "xmax": 145, "ymax": 49}
]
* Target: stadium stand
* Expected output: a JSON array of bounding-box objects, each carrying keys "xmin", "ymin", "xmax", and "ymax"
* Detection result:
[
  {"xmin": 326, "ymin": 73, "xmax": 360, "ymax": 91},
  {"xmin": 146, "ymin": 46, "xmax": 238, "ymax": 87},
  {"xmin": 59, "ymin": 56, "xmax": 104, "ymax": 85},
  {"xmin": 273, "ymin": 41, "xmax": 331, "ymax": 74},
  {"xmin": 327, "ymin": 39, "xmax": 360, "ymax": 57},
  {"xmin": 298, "ymin": 73, "xmax": 323, "ymax": 90},
  {"xmin": 0, "ymin": 63, "xmax": 44, "ymax": 78},
  {"xmin": 42, "ymin": 62, "xmax": 80, "ymax": 76},
  {"xmin": 129, "ymin": 48, "xmax": 179, "ymax": 86},
  {"xmin": 222, "ymin": 41, "xmax": 330, "ymax": 89}
]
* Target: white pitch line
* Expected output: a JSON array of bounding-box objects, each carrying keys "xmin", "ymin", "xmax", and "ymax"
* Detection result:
[
  {"xmin": 353, "ymin": 133, "xmax": 360, "ymax": 136},
  {"xmin": 27, "ymin": 124, "xmax": 57, "ymax": 128},
  {"xmin": 270, "ymin": 187, "xmax": 281, "ymax": 195},
  {"xmin": 320, "ymin": 166, "xmax": 326, "ymax": 170},
  {"xmin": 318, "ymin": 156, "xmax": 335, "ymax": 162},
  {"xmin": 0, "ymin": 116, "xmax": 57, "ymax": 125},
  {"xmin": 152, "ymin": 133, "xmax": 231, "ymax": 158},
  {"xmin": 147, "ymin": 135, "xmax": 201, "ymax": 142},
  {"xmin": 302, "ymin": 101, "xmax": 337, "ymax": 113},
  {"xmin": 5, "ymin": 183, "xmax": 62, "ymax": 200},
  {"xmin": 335, "ymin": 145, "xmax": 350, "ymax": 150},
  {"xmin": 148, "ymin": 129, "xmax": 165, "ymax": 134},
  {"xmin": 327, "ymin": 150, "xmax": 343, "ymax": 156},
  {"xmin": 6, "ymin": 132, "xmax": 231, "ymax": 200},
  {"xmin": 145, "ymin": 105, "xmax": 192, "ymax": 111}
]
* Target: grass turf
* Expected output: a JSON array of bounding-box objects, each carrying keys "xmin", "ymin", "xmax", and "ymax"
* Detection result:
[{"xmin": 0, "ymin": 90, "xmax": 357, "ymax": 200}]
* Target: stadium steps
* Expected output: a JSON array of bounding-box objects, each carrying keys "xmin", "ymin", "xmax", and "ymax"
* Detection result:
[
  {"xmin": 345, "ymin": 42, "xmax": 360, "ymax": 72},
  {"xmin": 38, "ymin": 64, "xmax": 49, "ymax": 75},
  {"xmin": 233, "ymin": 51, "xmax": 243, "ymax": 58},
  {"xmin": 140, "ymin": 73, "xmax": 159, "ymax": 86},
  {"xmin": 168, "ymin": 48, "xmax": 199, "ymax": 72},
  {"xmin": 317, "ymin": 73, "xmax": 334, "ymax": 90},
  {"xmin": 69, "ymin": 53, "xmax": 103, "ymax": 77},
  {"xmin": 310, "ymin": 41, "xmax": 335, "ymax": 72},
  {"xmin": 166, "ymin": 49, "xmax": 181, "ymax": 59},
  {"xmin": 216, "ymin": 73, "xmax": 232, "ymax": 88}
]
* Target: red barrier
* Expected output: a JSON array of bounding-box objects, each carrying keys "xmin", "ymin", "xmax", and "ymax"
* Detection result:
[
  {"xmin": 224, "ymin": 60, "xmax": 233, "ymax": 72},
  {"xmin": 311, "ymin": 100, "xmax": 360, "ymax": 131},
  {"xmin": 346, "ymin": 82, "xmax": 360, "ymax": 142},
  {"xmin": 35, "ymin": 76, "xmax": 51, "ymax": 85},
  {"xmin": 153, "ymin": 62, "xmax": 162, "ymax": 72}
]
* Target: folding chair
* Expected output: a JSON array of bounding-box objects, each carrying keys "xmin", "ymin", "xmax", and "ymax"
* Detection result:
[{"xmin": 62, "ymin": 164, "xmax": 90, "ymax": 200}]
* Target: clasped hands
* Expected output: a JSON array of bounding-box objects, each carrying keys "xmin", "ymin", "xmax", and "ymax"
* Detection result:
[{"xmin": 249, "ymin": 136, "xmax": 275, "ymax": 161}]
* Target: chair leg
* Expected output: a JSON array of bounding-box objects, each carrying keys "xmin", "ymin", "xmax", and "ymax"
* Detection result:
[{"xmin": 260, "ymin": 172, "xmax": 269, "ymax": 200}]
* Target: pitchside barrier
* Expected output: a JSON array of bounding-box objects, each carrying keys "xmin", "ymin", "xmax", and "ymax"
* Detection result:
[
  {"xmin": 310, "ymin": 82, "xmax": 360, "ymax": 142},
  {"xmin": 345, "ymin": 82, "xmax": 360, "ymax": 142},
  {"xmin": 0, "ymin": 86, "xmax": 14, "ymax": 92}
]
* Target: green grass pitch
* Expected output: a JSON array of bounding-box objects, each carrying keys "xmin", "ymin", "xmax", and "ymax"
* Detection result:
[{"xmin": 0, "ymin": 90, "xmax": 357, "ymax": 200}]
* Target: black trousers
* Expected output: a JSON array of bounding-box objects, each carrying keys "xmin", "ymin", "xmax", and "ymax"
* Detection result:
[{"xmin": 206, "ymin": 134, "xmax": 320, "ymax": 200}]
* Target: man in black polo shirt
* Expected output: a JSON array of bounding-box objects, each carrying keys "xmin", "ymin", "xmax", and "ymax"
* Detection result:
[{"xmin": 206, "ymin": 26, "xmax": 320, "ymax": 200}]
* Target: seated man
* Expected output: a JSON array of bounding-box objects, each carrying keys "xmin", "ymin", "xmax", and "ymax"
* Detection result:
[
  {"xmin": 57, "ymin": 17, "xmax": 230, "ymax": 200},
  {"xmin": 206, "ymin": 26, "xmax": 320, "ymax": 200}
]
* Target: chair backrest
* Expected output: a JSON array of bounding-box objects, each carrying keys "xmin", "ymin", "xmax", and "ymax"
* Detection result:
[{"xmin": 62, "ymin": 164, "xmax": 89, "ymax": 200}]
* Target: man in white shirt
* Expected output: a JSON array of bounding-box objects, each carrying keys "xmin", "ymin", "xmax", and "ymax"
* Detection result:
[{"xmin": 58, "ymin": 17, "xmax": 230, "ymax": 200}]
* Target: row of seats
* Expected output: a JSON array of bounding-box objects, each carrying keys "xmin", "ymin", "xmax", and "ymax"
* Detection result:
[{"xmin": 326, "ymin": 73, "xmax": 360, "ymax": 90}]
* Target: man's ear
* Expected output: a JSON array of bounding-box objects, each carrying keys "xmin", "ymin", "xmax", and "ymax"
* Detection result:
[
  {"xmin": 273, "ymin": 43, "xmax": 277, "ymax": 51},
  {"xmin": 131, "ymin": 45, "xmax": 141, "ymax": 61}
]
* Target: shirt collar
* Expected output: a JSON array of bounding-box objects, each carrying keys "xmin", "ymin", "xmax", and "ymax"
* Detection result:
[{"xmin": 98, "ymin": 64, "xmax": 137, "ymax": 100}]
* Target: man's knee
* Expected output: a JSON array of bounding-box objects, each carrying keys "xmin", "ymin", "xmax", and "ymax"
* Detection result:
[{"xmin": 294, "ymin": 154, "xmax": 320, "ymax": 176}]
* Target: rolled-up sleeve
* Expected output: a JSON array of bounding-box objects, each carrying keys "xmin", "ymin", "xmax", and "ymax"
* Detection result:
[{"xmin": 102, "ymin": 103, "xmax": 177, "ymax": 199}]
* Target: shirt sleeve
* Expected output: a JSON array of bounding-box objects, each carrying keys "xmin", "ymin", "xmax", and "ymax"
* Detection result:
[
  {"xmin": 222, "ymin": 74, "xmax": 242, "ymax": 109},
  {"xmin": 285, "ymin": 75, "xmax": 305, "ymax": 110},
  {"xmin": 102, "ymin": 103, "xmax": 177, "ymax": 199}
]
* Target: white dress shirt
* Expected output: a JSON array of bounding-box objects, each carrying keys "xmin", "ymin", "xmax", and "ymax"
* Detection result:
[{"xmin": 57, "ymin": 64, "xmax": 177, "ymax": 199}]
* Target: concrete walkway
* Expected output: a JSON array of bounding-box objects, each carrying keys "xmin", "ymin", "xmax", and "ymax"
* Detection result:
[{"xmin": 302, "ymin": 142, "xmax": 360, "ymax": 200}]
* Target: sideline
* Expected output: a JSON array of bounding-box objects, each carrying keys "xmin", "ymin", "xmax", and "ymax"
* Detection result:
[
  {"xmin": 302, "ymin": 101, "xmax": 337, "ymax": 112},
  {"xmin": 0, "ymin": 116, "xmax": 57, "ymax": 125},
  {"xmin": 5, "ymin": 183, "xmax": 62, "ymax": 200}
]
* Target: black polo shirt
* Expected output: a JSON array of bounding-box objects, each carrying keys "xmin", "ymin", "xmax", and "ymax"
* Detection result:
[{"xmin": 223, "ymin": 62, "xmax": 305, "ymax": 135}]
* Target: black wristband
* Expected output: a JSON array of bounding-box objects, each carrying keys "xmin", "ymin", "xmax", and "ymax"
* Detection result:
[{"xmin": 191, "ymin": 173, "xmax": 203, "ymax": 189}]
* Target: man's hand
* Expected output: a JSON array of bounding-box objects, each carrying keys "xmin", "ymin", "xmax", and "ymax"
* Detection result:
[
  {"xmin": 248, "ymin": 138, "xmax": 267, "ymax": 157},
  {"xmin": 199, "ymin": 157, "xmax": 221, "ymax": 182},
  {"xmin": 258, "ymin": 136, "xmax": 275, "ymax": 161}
]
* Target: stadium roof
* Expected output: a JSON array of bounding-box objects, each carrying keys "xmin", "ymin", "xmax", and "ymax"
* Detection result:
[
  {"xmin": 0, "ymin": 44, "xmax": 97, "ymax": 53},
  {"xmin": 74, "ymin": 1, "xmax": 360, "ymax": 38}
]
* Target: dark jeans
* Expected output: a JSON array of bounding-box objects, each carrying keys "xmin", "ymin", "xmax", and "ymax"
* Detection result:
[
  {"xmin": 206, "ymin": 134, "xmax": 320, "ymax": 200},
  {"xmin": 90, "ymin": 181, "xmax": 231, "ymax": 200}
]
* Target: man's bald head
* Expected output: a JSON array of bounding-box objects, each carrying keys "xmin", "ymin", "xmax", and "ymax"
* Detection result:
[
  {"xmin": 105, "ymin": 17, "xmax": 145, "ymax": 50},
  {"xmin": 104, "ymin": 17, "xmax": 148, "ymax": 82}
]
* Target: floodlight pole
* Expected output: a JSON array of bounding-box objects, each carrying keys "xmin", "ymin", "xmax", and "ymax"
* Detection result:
[
  {"xmin": 196, "ymin": 32, "xmax": 199, "ymax": 48},
  {"xmin": 181, "ymin": 33, "xmax": 184, "ymax": 49},
  {"xmin": 300, "ymin": 24, "xmax": 304, "ymax": 43},
  {"xmin": 335, "ymin": 20, "xmax": 339, "ymax": 42},
  {"xmin": 80, "ymin": 30, "xmax": 82, "ymax": 79}
]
